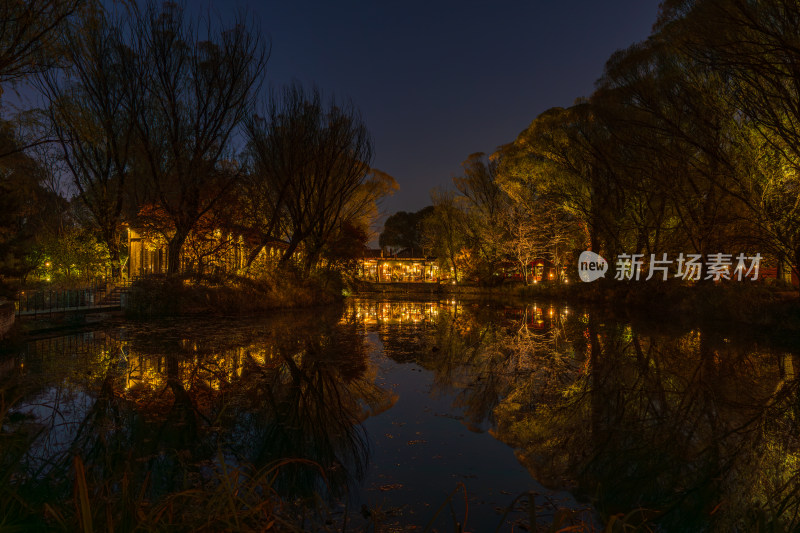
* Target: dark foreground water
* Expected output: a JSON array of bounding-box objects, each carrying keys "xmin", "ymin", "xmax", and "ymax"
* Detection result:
[{"xmin": 3, "ymin": 297, "xmax": 800, "ymax": 531}]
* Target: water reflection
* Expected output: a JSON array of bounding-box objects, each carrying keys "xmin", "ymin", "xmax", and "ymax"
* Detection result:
[
  {"xmin": 3, "ymin": 298, "xmax": 800, "ymax": 531},
  {"xmin": 344, "ymin": 298, "xmax": 800, "ymax": 531},
  {"xmin": 2, "ymin": 308, "xmax": 394, "ymax": 529}
]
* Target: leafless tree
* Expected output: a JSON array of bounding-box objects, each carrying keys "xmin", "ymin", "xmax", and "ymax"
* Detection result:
[
  {"xmin": 0, "ymin": 0, "xmax": 85, "ymax": 86},
  {"xmin": 244, "ymin": 84, "xmax": 374, "ymax": 270},
  {"xmin": 38, "ymin": 7, "xmax": 140, "ymax": 278},
  {"xmin": 131, "ymin": 1, "xmax": 268, "ymax": 274}
]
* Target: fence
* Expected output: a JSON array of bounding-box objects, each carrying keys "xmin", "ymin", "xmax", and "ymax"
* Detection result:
[{"xmin": 15, "ymin": 280, "xmax": 129, "ymax": 318}]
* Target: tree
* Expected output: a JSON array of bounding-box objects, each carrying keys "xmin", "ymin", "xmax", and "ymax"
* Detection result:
[
  {"xmin": 131, "ymin": 1, "xmax": 267, "ymax": 274},
  {"xmin": 38, "ymin": 7, "xmax": 140, "ymax": 278},
  {"xmin": 0, "ymin": 121, "xmax": 66, "ymax": 294},
  {"xmin": 500, "ymin": 205, "xmax": 540, "ymax": 284},
  {"xmin": 497, "ymin": 104, "xmax": 624, "ymax": 258},
  {"xmin": 35, "ymin": 224, "xmax": 110, "ymax": 283},
  {"xmin": 378, "ymin": 206, "xmax": 433, "ymax": 255},
  {"xmin": 244, "ymin": 84, "xmax": 376, "ymax": 271},
  {"xmin": 0, "ymin": 0, "xmax": 84, "ymax": 87},
  {"xmin": 318, "ymin": 169, "xmax": 397, "ymax": 272},
  {"xmin": 658, "ymin": 0, "xmax": 800, "ymax": 283},
  {"xmin": 423, "ymin": 188, "xmax": 468, "ymax": 281},
  {"xmin": 594, "ymin": 37, "xmax": 754, "ymax": 260},
  {"xmin": 453, "ymin": 152, "xmax": 508, "ymax": 282}
]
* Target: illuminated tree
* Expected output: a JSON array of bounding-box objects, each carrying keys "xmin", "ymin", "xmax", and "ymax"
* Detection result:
[
  {"xmin": 658, "ymin": 0, "xmax": 800, "ymax": 282},
  {"xmin": 453, "ymin": 152, "xmax": 508, "ymax": 282},
  {"xmin": 423, "ymin": 188, "xmax": 468, "ymax": 281},
  {"xmin": 497, "ymin": 104, "xmax": 626, "ymax": 259}
]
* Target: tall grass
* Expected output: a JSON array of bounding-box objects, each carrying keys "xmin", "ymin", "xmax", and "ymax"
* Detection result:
[
  {"xmin": 0, "ymin": 449, "xmax": 320, "ymax": 532},
  {"xmin": 125, "ymin": 270, "xmax": 341, "ymax": 318}
]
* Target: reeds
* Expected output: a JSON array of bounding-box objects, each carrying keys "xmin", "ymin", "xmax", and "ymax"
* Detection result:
[{"xmin": 3, "ymin": 451, "xmax": 321, "ymax": 532}]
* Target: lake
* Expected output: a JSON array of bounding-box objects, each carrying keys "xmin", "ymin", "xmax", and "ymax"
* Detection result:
[{"xmin": 3, "ymin": 296, "xmax": 800, "ymax": 531}]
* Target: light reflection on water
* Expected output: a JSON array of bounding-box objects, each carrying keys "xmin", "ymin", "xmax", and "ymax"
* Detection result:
[{"xmin": 3, "ymin": 298, "xmax": 800, "ymax": 531}]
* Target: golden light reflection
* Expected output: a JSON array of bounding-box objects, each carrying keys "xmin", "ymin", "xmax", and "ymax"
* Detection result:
[{"xmin": 344, "ymin": 300, "xmax": 444, "ymax": 326}]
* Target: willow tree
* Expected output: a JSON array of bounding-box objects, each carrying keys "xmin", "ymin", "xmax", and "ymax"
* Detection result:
[
  {"xmin": 497, "ymin": 104, "xmax": 626, "ymax": 258},
  {"xmin": 423, "ymin": 188, "xmax": 468, "ymax": 281},
  {"xmin": 38, "ymin": 8, "xmax": 140, "ymax": 278},
  {"xmin": 131, "ymin": 1, "xmax": 267, "ymax": 274},
  {"xmin": 453, "ymin": 152, "xmax": 508, "ymax": 282},
  {"xmin": 244, "ymin": 84, "xmax": 376, "ymax": 271},
  {"xmin": 592, "ymin": 38, "xmax": 750, "ymax": 259},
  {"xmin": 658, "ymin": 0, "xmax": 800, "ymax": 283},
  {"xmin": 0, "ymin": 0, "xmax": 84, "ymax": 86}
]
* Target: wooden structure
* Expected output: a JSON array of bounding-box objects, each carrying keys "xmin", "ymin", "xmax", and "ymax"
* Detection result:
[
  {"xmin": 126, "ymin": 226, "xmax": 267, "ymax": 277},
  {"xmin": 359, "ymin": 249, "xmax": 441, "ymax": 283}
]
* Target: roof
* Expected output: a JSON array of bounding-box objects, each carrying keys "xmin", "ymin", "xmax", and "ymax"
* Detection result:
[{"xmin": 362, "ymin": 248, "xmax": 435, "ymax": 260}]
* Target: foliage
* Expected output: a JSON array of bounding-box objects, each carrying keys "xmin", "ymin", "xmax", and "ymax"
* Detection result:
[
  {"xmin": 417, "ymin": 151, "xmax": 582, "ymax": 285},
  {"xmin": 452, "ymin": 153, "xmax": 508, "ymax": 281},
  {"xmin": 422, "ymin": 188, "xmax": 469, "ymax": 281},
  {"xmin": 489, "ymin": 0, "xmax": 800, "ymax": 290},
  {"xmin": 32, "ymin": 227, "xmax": 110, "ymax": 283},
  {"xmin": 379, "ymin": 206, "xmax": 433, "ymax": 255},
  {"xmin": 0, "ymin": 122, "xmax": 65, "ymax": 295},
  {"xmin": 124, "ymin": 270, "xmax": 342, "ymax": 317}
]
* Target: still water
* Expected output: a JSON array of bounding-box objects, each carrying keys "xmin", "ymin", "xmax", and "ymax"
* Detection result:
[{"xmin": 3, "ymin": 297, "xmax": 800, "ymax": 531}]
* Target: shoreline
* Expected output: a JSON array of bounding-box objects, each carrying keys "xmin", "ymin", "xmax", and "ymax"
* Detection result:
[
  {"xmin": 352, "ymin": 279, "xmax": 800, "ymax": 331},
  {"xmin": 5, "ymin": 278, "xmax": 799, "ymax": 343}
]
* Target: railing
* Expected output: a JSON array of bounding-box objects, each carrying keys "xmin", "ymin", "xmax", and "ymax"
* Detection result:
[{"xmin": 15, "ymin": 279, "xmax": 131, "ymax": 318}]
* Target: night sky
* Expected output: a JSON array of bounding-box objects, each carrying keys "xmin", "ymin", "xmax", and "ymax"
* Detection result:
[
  {"xmin": 5, "ymin": 0, "xmax": 663, "ymax": 219},
  {"xmin": 253, "ymin": 0, "xmax": 663, "ymax": 217}
]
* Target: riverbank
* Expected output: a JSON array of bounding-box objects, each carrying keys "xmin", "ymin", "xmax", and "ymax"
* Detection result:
[
  {"xmin": 124, "ymin": 272, "xmax": 344, "ymax": 317},
  {"xmin": 9, "ymin": 276, "xmax": 798, "ymax": 339},
  {"xmin": 353, "ymin": 279, "xmax": 800, "ymax": 330}
]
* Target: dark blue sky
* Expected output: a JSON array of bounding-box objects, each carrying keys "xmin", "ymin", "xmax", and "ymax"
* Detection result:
[
  {"xmin": 5, "ymin": 1, "xmax": 662, "ymax": 220},
  {"xmin": 252, "ymin": 0, "xmax": 662, "ymax": 217}
]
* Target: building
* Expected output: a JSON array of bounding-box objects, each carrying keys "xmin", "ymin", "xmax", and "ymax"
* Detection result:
[
  {"xmin": 359, "ymin": 249, "xmax": 440, "ymax": 283},
  {"xmin": 126, "ymin": 226, "xmax": 266, "ymax": 278},
  {"xmin": 127, "ymin": 227, "xmax": 167, "ymax": 276}
]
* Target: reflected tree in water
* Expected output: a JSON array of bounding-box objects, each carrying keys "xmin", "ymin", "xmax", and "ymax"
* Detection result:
[
  {"xmin": 350, "ymin": 298, "xmax": 800, "ymax": 530},
  {"xmin": 0, "ymin": 306, "xmax": 392, "ymax": 528}
]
